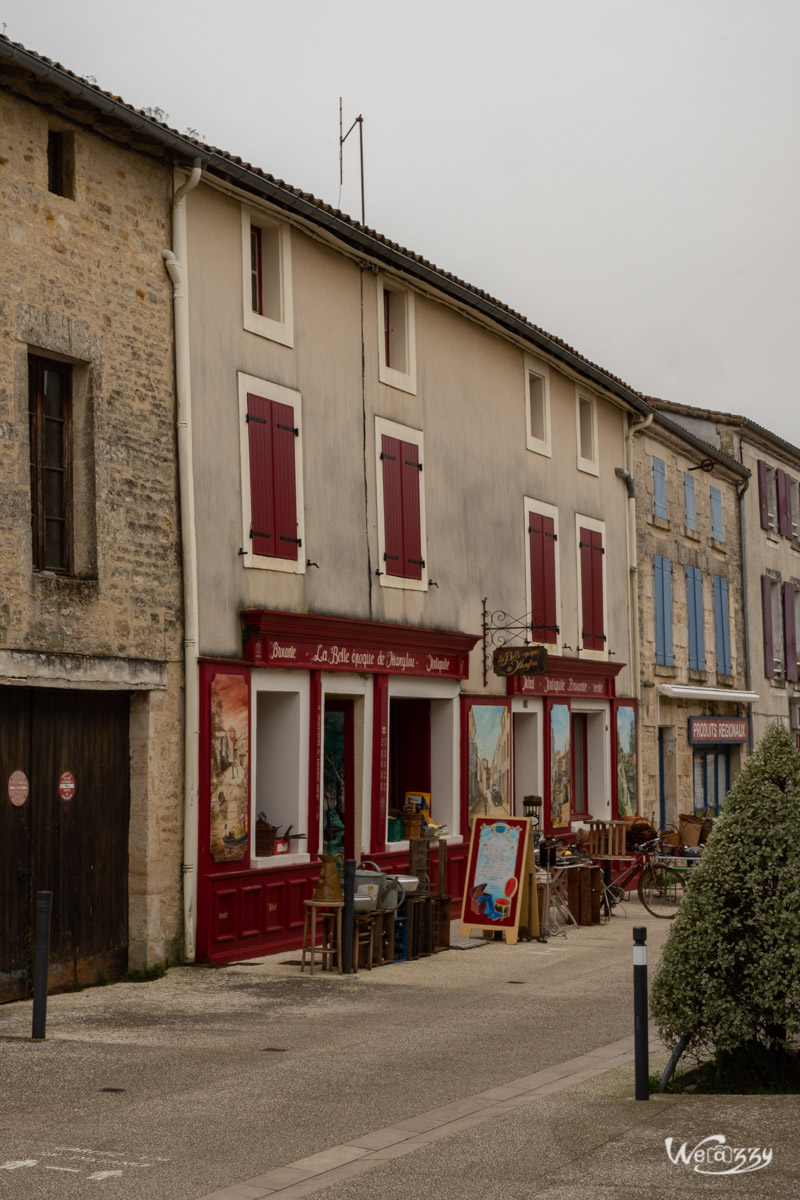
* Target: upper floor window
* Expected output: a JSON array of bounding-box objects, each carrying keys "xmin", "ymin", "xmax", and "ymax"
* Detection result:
[
  {"xmin": 652, "ymin": 457, "xmax": 667, "ymax": 519},
  {"xmin": 238, "ymin": 373, "xmax": 304, "ymax": 573},
  {"xmin": 525, "ymin": 357, "xmax": 551, "ymax": 457},
  {"xmin": 760, "ymin": 574, "xmax": 786, "ymax": 681},
  {"xmin": 777, "ymin": 469, "xmax": 797, "ymax": 539},
  {"xmin": 576, "ymin": 391, "xmax": 598, "ymax": 475},
  {"xmin": 710, "ymin": 486, "xmax": 724, "ymax": 542},
  {"xmin": 377, "ymin": 278, "xmax": 416, "ymax": 394},
  {"xmin": 29, "ymin": 355, "xmax": 72, "ymax": 572},
  {"xmin": 47, "ymin": 130, "xmax": 75, "ymax": 198},
  {"xmin": 757, "ymin": 460, "xmax": 776, "ymax": 533},
  {"xmin": 577, "ymin": 516, "xmax": 606, "ymax": 656},
  {"xmin": 376, "ymin": 417, "xmax": 426, "ymax": 590},
  {"xmin": 712, "ymin": 575, "xmax": 732, "ymax": 675},
  {"xmin": 525, "ymin": 498, "xmax": 560, "ymax": 649},
  {"xmin": 241, "ymin": 207, "xmax": 293, "ymax": 347},
  {"xmin": 683, "ymin": 472, "xmax": 697, "ymax": 532}
]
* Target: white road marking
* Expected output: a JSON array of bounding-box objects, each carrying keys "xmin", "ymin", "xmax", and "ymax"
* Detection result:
[
  {"xmin": 88, "ymin": 1171, "xmax": 124, "ymax": 1180},
  {"xmin": 0, "ymin": 1161, "xmax": 37, "ymax": 1170},
  {"xmin": 44, "ymin": 1166, "xmax": 81, "ymax": 1173}
]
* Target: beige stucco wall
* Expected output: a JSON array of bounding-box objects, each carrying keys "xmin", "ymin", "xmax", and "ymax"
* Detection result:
[
  {"xmin": 634, "ymin": 426, "xmax": 746, "ymax": 824},
  {"xmin": 0, "ymin": 92, "xmax": 184, "ymax": 966},
  {"xmin": 186, "ymin": 181, "xmax": 635, "ymax": 701}
]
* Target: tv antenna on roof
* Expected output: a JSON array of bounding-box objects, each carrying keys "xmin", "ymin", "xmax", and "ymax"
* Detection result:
[{"xmin": 339, "ymin": 99, "xmax": 365, "ymax": 226}]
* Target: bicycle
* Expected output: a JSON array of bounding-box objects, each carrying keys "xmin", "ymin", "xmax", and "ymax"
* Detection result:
[{"xmin": 600, "ymin": 838, "xmax": 686, "ymax": 920}]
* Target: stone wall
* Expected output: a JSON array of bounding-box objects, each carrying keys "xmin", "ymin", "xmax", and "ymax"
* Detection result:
[{"xmin": 0, "ymin": 90, "xmax": 184, "ymax": 966}]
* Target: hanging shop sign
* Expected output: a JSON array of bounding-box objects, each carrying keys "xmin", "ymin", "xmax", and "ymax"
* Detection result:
[
  {"xmin": 8, "ymin": 769, "xmax": 29, "ymax": 807},
  {"xmin": 58, "ymin": 771, "xmax": 76, "ymax": 801},
  {"xmin": 492, "ymin": 645, "xmax": 548, "ymax": 677},
  {"xmin": 688, "ymin": 716, "xmax": 748, "ymax": 744},
  {"xmin": 242, "ymin": 610, "xmax": 478, "ymax": 679}
]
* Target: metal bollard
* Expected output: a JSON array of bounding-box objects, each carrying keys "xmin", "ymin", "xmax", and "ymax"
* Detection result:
[
  {"xmin": 633, "ymin": 925, "xmax": 649, "ymax": 1100},
  {"xmin": 31, "ymin": 891, "xmax": 53, "ymax": 1041},
  {"xmin": 341, "ymin": 860, "xmax": 355, "ymax": 975}
]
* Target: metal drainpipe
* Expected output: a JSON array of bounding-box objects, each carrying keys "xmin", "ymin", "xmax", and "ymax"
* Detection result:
[
  {"xmin": 621, "ymin": 413, "xmax": 653, "ymax": 818},
  {"xmin": 162, "ymin": 160, "xmax": 202, "ymax": 962},
  {"xmin": 737, "ymin": 465, "xmax": 753, "ymax": 753}
]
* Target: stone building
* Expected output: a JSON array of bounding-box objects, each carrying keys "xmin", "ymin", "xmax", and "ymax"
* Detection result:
[
  {"xmin": 649, "ymin": 400, "xmax": 800, "ymax": 750},
  {"xmin": 0, "ymin": 39, "xmax": 184, "ymax": 996},
  {"xmin": 633, "ymin": 412, "xmax": 751, "ymax": 829}
]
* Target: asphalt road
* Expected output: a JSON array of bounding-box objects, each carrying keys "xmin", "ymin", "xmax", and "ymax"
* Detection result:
[{"xmin": 0, "ymin": 903, "xmax": 674, "ymax": 1199}]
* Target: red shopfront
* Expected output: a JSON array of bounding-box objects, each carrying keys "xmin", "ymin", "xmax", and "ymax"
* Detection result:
[
  {"xmin": 196, "ymin": 611, "xmax": 479, "ymax": 964},
  {"xmin": 503, "ymin": 655, "xmax": 637, "ymax": 834}
]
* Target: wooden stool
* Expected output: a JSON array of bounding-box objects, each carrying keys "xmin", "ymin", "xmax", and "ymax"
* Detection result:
[
  {"xmin": 301, "ymin": 900, "xmax": 343, "ymax": 975},
  {"xmin": 352, "ymin": 912, "xmax": 374, "ymax": 973},
  {"xmin": 587, "ymin": 820, "xmax": 626, "ymax": 859}
]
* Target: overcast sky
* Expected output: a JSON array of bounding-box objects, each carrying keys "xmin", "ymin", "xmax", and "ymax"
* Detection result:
[{"xmin": 4, "ymin": 1, "xmax": 799, "ymax": 445}]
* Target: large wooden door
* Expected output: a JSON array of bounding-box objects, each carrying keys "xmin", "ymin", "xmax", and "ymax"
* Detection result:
[{"xmin": 0, "ymin": 687, "xmax": 130, "ymax": 1001}]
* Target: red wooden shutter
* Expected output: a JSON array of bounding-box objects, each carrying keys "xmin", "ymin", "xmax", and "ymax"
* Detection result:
[
  {"xmin": 590, "ymin": 530, "xmax": 605, "ymax": 650},
  {"xmin": 529, "ymin": 513, "xmax": 557, "ymax": 644},
  {"xmin": 777, "ymin": 470, "xmax": 789, "ymax": 537},
  {"xmin": 381, "ymin": 435, "xmax": 404, "ymax": 576},
  {"xmin": 784, "ymin": 582, "xmax": 798, "ymax": 683},
  {"xmin": 757, "ymin": 460, "xmax": 770, "ymax": 529},
  {"xmin": 761, "ymin": 574, "xmax": 774, "ymax": 679},
  {"xmin": 580, "ymin": 527, "xmax": 605, "ymax": 650},
  {"xmin": 247, "ymin": 392, "xmax": 275, "ymax": 556},
  {"xmin": 247, "ymin": 393, "xmax": 298, "ymax": 560},
  {"xmin": 400, "ymin": 439, "xmax": 423, "ymax": 580},
  {"xmin": 271, "ymin": 401, "xmax": 299, "ymax": 560}
]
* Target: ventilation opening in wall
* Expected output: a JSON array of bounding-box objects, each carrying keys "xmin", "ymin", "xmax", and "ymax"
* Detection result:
[{"xmin": 47, "ymin": 130, "xmax": 75, "ymax": 198}]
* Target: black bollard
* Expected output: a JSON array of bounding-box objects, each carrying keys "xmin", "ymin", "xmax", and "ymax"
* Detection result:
[
  {"xmin": 633, "ymin": 925, "xmax": 649, "ymax": 1100},
  {"xmin": 342, "ymin": 860, "xmax": 355, "ymax": 974},
  {"xmin": 31, "ymin": 891, "xmax": 53, "ymax": 1041}
]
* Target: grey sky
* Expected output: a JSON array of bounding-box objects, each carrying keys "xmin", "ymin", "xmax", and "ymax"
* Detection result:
[{"xmin": 4, "ymin": 0, "xmax": 798, "ymax": 443}]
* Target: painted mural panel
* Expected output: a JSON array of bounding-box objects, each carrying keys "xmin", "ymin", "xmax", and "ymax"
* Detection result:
[
  {"xmin": 616, "ymin": 704, "xmax": 637, "ymax": 817},
  {"xmin": 467, "ymin": 702, "xmax": 511, "ymax": 823},
  {"xmin": 210, "ymin": 673, "xmax": 250, "ymax": 863},
  {"xmin": 550, "ymin": 703, "xmax": 571, "ymax": 828}
]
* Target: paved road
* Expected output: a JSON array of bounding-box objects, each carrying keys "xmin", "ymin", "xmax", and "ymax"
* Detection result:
[{"xmin": 1, "ymin": 905, "xmax": 675, "ymax": 1199}]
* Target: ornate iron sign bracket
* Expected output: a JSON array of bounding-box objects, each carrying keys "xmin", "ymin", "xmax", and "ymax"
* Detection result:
[{"xmin": 481, "ymin": 597, "xmax": 542, "ymax": 687}]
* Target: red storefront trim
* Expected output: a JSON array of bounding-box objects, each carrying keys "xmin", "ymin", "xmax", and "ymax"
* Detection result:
[
  {"xmin": 505, "ymin": 653, "xmax": 624, "ymax": 698},
  {"xmin": 370, "ymin": 673, "xmax": 390, "ymax": 854},
  {"xmin": 241, "ymin": 609, "xmax": 478, "ymax": 678}
]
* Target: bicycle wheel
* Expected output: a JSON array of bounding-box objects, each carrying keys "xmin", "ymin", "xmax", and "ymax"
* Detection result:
[{"xmin": 638, "ymin": 864, "xmax": 685, "ymax": 918}]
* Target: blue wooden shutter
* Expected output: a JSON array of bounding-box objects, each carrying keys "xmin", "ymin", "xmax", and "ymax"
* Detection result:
[
  {"xmin": 710, "ymin": 486, "xmax": 724, "ymax": 541},
  {"xmin": 686, "ymin": 566, "xmax": 705, "ymax": 670},
  {"xmin": 653, "ymin": 457, "xmax": 667, "ymax": 519},
  {"xmin": 683, "ymin": 472, "xmax": 696, "ymax": 531},
  {"xmin": 761, "ymin": 574, "xmax": 774, "ymax": 679},
  {"xmin": 654, "ymin": 556, "xmax": 674, "ymax": 666},
  {"xmin": 757, "ymin": 460, "xmax": 770, "ymax": 529},
  {"xmin": 784, "ymin": 581, "xmax": 797, "ymax": 683},
  {"xmin": 713, "ymin": 576, "xmax": 731, "ymax": 675}
]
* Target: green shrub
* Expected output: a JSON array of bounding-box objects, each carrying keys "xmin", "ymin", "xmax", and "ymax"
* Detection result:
[
  {"xmin": 651, "ymin": 723, "xmax": 800, "ymax": 1081},
  {"xmin": 121, "ymin": 961, "xmax": 168, "ymax": 983}
]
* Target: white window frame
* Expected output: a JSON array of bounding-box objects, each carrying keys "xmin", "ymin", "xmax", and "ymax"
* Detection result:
[
  {"xmin": 237, "ymin": 371, "xmax": 305, "ymax": 574},
  {"xmin": 771, "ymin": 577, "xmax": 785, "ymax": 679},
  {"xmin": 375, "ymin": 415, "xmax": 427, "ymax": 593},
  {"xmin": 575, "ymin": 388, "xmax": 599, "ymax": 476},
  {"xmin": 377, "ymin": 276, "xmax": 417, "ymax": 395},
  {"xmin": 575, "ymin": 513, "xmax": 608, "ymax": 661},
  {"xmin": 251, "ymin": 670, "xmax": 311, "ymax": 867},
  {"xmin": 524, "ymin": 356, "xmax": 551, "ymax": 457},
  {"xmin": 524, "ymin": 496, "xmax": 562, "ymax": 654},
  {"xmin": 241, "ymin": 206, "xmax": 294, "ymax": 347}
]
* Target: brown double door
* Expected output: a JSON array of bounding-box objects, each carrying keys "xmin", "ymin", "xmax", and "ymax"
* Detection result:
[{"xmin": 0, "ymin": 687, "xmax": 130, "ymax": 1001}]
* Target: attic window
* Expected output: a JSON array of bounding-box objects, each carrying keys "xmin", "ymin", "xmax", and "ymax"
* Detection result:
[{"xmin": 47, "ymin": 131, "xmax": 75, "ymax": 198}]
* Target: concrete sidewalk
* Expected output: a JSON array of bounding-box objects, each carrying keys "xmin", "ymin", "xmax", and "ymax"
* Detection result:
[{"xmin": 1, "ymin": 903, "xmax": 796, "ymax": 1198}]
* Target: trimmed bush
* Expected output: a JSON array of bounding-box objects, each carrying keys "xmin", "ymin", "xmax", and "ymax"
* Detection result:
[{"xmin": 651, "ymin": 723, "xmax": 800, "ymax": 1079}]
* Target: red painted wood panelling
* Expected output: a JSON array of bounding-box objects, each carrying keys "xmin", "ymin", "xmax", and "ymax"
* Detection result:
[
  {"xmin": 213, "ymin": 889, "xmax": 238, "ymax": 944},
  {"xmin": 240, "ymin": 885, "xmax": 263, "ymax": 938}
]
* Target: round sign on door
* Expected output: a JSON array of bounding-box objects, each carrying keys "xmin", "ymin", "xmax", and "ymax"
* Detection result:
[
  {"xmin": 8, "ymin": 770, "xmax": 29, "ymax": 807},
  {"xmin": 59, "ymin": 771, "xmax": 76, "ymax": 802}
]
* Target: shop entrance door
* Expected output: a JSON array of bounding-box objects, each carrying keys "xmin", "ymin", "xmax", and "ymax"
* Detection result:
[
  {"xmin": 389, "ymin": 698, "xmax": 431, "ymax": 818},
  {"xmin": 323, "ymin": 699, "xmax": 354, "ymax": 871},
  {"xmin": 692, "ymin": 745, "xmax": 730, "ymax": 815}
]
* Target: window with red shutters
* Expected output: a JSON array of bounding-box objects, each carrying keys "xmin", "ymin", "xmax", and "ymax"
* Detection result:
[
  {"xmin": 380, "ymin": 433, "xmax": 424, "ymax": 580},
  {"xmin": 579, "ymin": 525, "xmax": 606, "ymax": 652},
  {"xmin": 528, "ymin": 510, "xmax": 558, "ymax": 644},
  {"xmin": 246, "ymin": 391, "xmax": 300, "ymax": 561}
]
